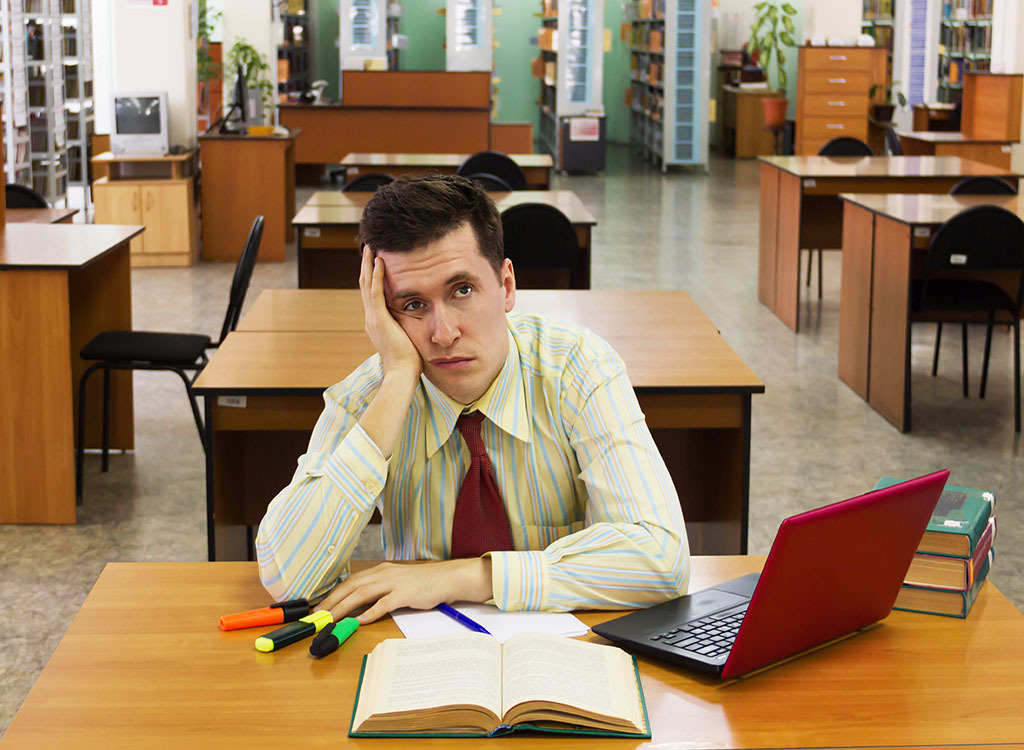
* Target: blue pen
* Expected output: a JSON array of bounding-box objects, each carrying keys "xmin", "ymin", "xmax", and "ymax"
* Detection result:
[{"xmin": 437, "ymin": 603, "xmax": 492, "ymax": 635}]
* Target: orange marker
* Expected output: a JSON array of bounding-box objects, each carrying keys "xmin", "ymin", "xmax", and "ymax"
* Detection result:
[{"xmin": 219, "ymin": 599, "xmax": 310, "ymax": 631}]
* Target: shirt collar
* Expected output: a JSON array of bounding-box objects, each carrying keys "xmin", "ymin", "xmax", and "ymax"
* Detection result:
[{"xmin": 421, "ymin": 323, "xmax": 531, "ymax": 458}]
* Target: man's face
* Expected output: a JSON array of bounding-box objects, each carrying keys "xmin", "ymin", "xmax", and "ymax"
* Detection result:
[{"xmin": 378, "ymin": 222, "xmax": 515, "ymax": 405}]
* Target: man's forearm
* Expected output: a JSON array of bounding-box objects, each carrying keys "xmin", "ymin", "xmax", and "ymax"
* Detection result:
[{"xmin": 358, "ymin": 369, "xmax": 419, "ymax": 459}]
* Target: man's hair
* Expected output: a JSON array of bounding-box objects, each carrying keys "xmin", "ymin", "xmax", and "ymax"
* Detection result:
[{"xmin": 358, "ymin": 173, "xmax": 504, "ymax": 275}]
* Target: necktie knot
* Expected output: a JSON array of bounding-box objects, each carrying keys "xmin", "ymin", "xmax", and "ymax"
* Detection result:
[{"xmin": 456, "ymin": 411, "xmax": 487, "ymax": 457}]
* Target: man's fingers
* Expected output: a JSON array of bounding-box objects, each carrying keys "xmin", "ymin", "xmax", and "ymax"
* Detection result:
[{"xmin": 356, "ymin": 595, "xmax": 398, "ymax": 625}]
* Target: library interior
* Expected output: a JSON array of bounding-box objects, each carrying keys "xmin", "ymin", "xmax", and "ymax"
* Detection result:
[{"xmin": 2, "ymin": 0, "xmax": 1024, "ymax": 745}]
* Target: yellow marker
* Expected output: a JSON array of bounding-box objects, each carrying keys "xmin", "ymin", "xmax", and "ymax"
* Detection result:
[{"xmin": 254, "ymin": 610, "xmax": 332, "ymax": 652}]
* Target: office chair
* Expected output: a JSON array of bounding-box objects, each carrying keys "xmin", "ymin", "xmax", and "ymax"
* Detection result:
[
  {"xmin": 342, "ymin": 172, "xmax": 395, "ymax": 192},
  {"xmin": 803, "ymin": 137, "xmax": 876, "ymax": 298},
  {"xmin": 5, "ymin": 183, "xmax": 49, "ymax": 208},
  {"xmin": 457, "ymin": 151, "xmax": 528, "ymax": 190},
  {"xmin": 75, "ymin": 216, "xmax": 265, "ymax": 502},
  {"xmin": 464, "ymin": 172, "xmax": 514, "ymax": 191},
  {"xmin": 911, "ymin": 205, "xmax": 1024, "ymax": 431},
  {"xmin": 500, "ymin": 203, "xmax": 582, "ymax": 289},
  {"xmin": 884, "ymin": 125, "xmax": 903, "ymax": 156}
]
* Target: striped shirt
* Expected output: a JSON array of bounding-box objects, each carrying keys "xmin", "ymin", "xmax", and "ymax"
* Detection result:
[{"xmin": 256, "ymin": 313, "xmax": 690, "ymax": 611}]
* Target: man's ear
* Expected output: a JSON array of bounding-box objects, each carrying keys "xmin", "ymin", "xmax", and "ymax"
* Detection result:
[{"xmin": 501, "ymin": 258, "xmax": 516, "ymax": 313}]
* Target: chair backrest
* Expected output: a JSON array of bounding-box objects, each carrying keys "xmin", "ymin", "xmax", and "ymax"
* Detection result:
[
  {"xmin": 949, "ymin": 176, "xmax": 1019, "ymax": 195},
  {"xmin": 457, "ymin": 151, "xmax": 527, "ymax": 190},
  {"xmin": 500, "ymin": 203, "xmax": 580, "ymax": 289},
  {"xmin": 5, "ymin": 183, "xmax": 49, "ymax": 208},
  {"xmin": 218, "ymin": 216, "xmax": 265, "ymax": 344},
  {"xmin": 342, "ymin": 172, "xmax": 395, "ymax": 192},
  {"xmin": 922, "ymin": 205, "xmax": 1024, "ymax": 312},
  {"xmin": 884, "ymin": 125, "xmax": 903, "ymax": 156},
  {"xmin": 818, "ymin": 137, "xmax": 874, "ymax": 157},
  {"xmin": 465, "ymin": 172, "xmax": 514, "ymax": 192},
  {"xmin": 949, "ymin": 100, "xmax": 963, "ymax": 131}
]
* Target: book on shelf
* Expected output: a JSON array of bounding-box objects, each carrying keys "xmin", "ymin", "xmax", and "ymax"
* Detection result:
[
  {"xmin": 895, "ymin": 549, "xmax": 994, "ymax": 617},
  {"xmin": 349, "ymin": 632, "xmax": 650, "ymax": 739},
  {"xmin": 904, "ymin": 516, "xmax": 995, "ymax": 590},
  {"xmin": 874, "ymin": 478, "xmax": 995, "ymax": 557}
]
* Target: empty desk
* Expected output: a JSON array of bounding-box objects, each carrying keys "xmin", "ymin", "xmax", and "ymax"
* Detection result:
[
  {"xmin": 339, "ymin": 152, "xmax": 554, "ymax": 189},
  {"xmin": 896, "ymin": 130, "xmax": 1016, "ymax": 169}
]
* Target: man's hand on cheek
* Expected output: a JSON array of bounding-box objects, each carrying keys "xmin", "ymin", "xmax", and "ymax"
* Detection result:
[
  {"xmin": 359, "ymin": 246, "xmax": 423, "ymax": 382},
  {"xmin": 318, "ymin": 558, "xmax": 493, "ymax": 625}
]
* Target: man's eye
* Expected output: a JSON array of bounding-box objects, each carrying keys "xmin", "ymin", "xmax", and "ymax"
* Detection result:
[
  {"xmin": 403, "ymin": 300, "xmax": 424, "ymax": 312},
  {"xmin": 454, "ymin": 285, "xmax": 472, "ymax": 298}
]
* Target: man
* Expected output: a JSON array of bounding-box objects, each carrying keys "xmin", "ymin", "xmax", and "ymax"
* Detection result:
[{"xmin": 256, "ymin": 175, "xmax": 689, "ymax": 624}]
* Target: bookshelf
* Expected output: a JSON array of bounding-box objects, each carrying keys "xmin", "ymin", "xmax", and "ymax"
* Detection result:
[
  {"xmin": 278, "ymin": 4, "xmax": 310, "ymax": 101},
  {"xmin": 534, "ymin": 0, "xmax": 606, "ymax": 171},
  {"xmin": 625, "ymin": 0, "xmax": 709, "ymax": 171},
  {"xmin": 446, "ymin": 0, "xmax": 492, "ymax": 73},
  {"xmin": 937, "ymin": 0, "xmax": 992, "ymax": 103},
  {"xmin": 339, "ymin": 0, "xmax": 404, "ymax": 74},
  {"xmin": 861, "ymin": 0, "xmax": 895, "ymax": 89},
  {"xmin": 25, "ymin": 0, "xmax": 67, "ymax": 204},
  {"xmin": 0, "ymin": 0, "xmax": 31, "ymax": 185},
  {"xmin": 61, "ymin": 0, "xmax": 93, "ymax": 209}
]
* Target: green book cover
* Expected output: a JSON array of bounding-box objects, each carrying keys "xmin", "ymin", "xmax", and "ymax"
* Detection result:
[
  {"xmin": 874, "ymin": 477, "xmax": 995, "ymax": 558},
  {"xmin": 894, "ymin": 550, "xmax": 993, "ymax": 618}
]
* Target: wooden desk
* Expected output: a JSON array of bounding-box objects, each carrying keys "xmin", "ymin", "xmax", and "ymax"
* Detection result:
[
  {"xmin": 0, "ymin": 223, "xmax": 144, "ymax": 523},
  {"xmin": 197, "ymin": 131, "xmax": 298, "ymax": 263},
  {"xmin": 912, "ymin": 103, "xmax": 958, "ymax": 132},
  {"xmin": 294, "ymin": 190, "xmax": 595, "ymax": 289},
  {"xmin": 721, "ymin": 86, "xmax": 780, "ymax": 158},
  {"xmin": 8, "ymin": 557, "xmax": 1024, "ymax": 747},
  {"xmin": 194, "ymin": 289, "xmax": 763, "ymax": 561},
  {"xmin": 339, "ymin": 152, "xmax": 554, "ymax": 189},
  {"xmin": 758, "ymin": 156, "xmax": 1021, "ymax": 331},
  {"xmin": 896, "ymin": 130, "xmax": 1016, "ymax": 168},
  {"xmin": 838, "ymin": 192, "xmax": 1024, "ymax": 431},
  {"xmin": 8, "ymin": 207, "xmax": 77, "ymax": 224}
]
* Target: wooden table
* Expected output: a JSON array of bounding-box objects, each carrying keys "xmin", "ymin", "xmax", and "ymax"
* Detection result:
[
  {"xmin": 7, "ymin": 557, "xmax": 1024, "ymax": 747},
  {"xmin": 896, "ymin": 130, "xmax": 1016, "ymax": 168},
  {"xmin": 198, "ymin": 130, "xmax": 298, "ymax": 263},
  {"xmin": 194, "ymin": 289, "xmax": 763, "ymax": 561},
  {"xmin": 758, "ymin": 156, "xmax": 1021, "ymax": 331},
  {"xmin": 912, "ymin": 102, "xmax": 958, "ymax": 132},
  {"xmin": 338, "ymin": 152, "xmax": 554, "ymax": 189},
  {"xmin": 7, "ymin": 207, "xmax": 77, "ymax": 224},
  {"xmin": 0, "ymin": 223, "xmax": 144, "ymax": 523},
  {"xmin": 838, "ymin": 192, "xmax": 1024, "ymax": 431},
  {"xmin": 721, "ymin": 85, "xmax": 780, "ymax": 158},
  {"xmin": 294, "ymin": 190, "xmax": 595, "ymax": 289}
]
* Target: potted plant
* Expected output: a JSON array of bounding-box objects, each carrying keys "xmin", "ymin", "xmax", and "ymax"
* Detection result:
[
  {"xmin": 226, "ymin": 38, "xmax": 275, "ymax": 124},
  {"xmin": 748, "ymin": 1, "xmax": 798, "ymax": 129},
  {"xmin": 869, "ymin": 83, "xmax": 907, "ymax": 124}
]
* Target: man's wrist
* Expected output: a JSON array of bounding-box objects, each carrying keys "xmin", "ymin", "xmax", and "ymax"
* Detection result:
[{"xmin": 453, "ymin": 557, "xmax": 493, "ymax": 603}]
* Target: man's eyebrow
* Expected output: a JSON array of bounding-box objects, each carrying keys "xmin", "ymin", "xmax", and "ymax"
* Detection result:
[{"xmin": 390, "ymin": 272, "xmax": 482, "ymax": 300}]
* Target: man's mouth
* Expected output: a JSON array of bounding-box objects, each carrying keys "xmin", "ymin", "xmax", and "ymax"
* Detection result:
[{"xmin": 430, "ymin": 357, "xmax": 474, "ymax": 369}]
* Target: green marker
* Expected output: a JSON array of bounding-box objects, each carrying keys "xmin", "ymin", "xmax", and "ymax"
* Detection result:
[
  {"xmin": 254, "ymin": 610, "xmax": 332, "ymax": 652},
  {"xmin": 309, "ymin": 617, "xmax": 359, "ymax": 658}
]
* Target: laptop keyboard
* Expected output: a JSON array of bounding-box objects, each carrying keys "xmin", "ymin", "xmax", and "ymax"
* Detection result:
[{"xmin": 648, "ymin": 605, "xmax": 749, "ymax": 659}]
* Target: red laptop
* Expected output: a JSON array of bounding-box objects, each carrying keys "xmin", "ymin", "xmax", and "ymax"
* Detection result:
[{"xmin": 592, "ymin": 470, "xmax": 949, "ymax": 679}]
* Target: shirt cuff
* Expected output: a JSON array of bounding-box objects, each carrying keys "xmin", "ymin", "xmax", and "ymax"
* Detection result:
[
  {"xmin": 320, "ymin": 421, "xmax": 388, "ymax": 513},
  {"xmin": 487, "ymin": 550, "xmax": 549, "ymax": 611}
]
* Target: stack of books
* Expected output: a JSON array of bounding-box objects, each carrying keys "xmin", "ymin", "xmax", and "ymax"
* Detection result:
[{"xmin": 876, "ymin": 478, "xmax": 996, "ymax": 618}]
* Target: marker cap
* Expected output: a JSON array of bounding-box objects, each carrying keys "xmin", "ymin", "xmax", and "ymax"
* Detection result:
[{"xmin": 309, "ymin": 617, "xmax": 359, "ymax": 658}]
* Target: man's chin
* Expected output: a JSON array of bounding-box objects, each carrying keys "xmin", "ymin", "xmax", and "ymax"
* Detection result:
[{"xmin": 423, "ymin": 368, "xmax": 482, "ymax": 406}]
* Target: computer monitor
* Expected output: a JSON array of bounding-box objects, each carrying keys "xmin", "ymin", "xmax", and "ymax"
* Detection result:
[
  {"xmin": 111, "ymin": 92, "xmax": 169, "ymax": 156},
  {"xmin": 221, "ymin": 64, "xmax": 263, "ymax": 134}
]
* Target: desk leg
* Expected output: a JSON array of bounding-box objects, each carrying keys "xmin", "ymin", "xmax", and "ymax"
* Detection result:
[
  {"xmin": 838, "ymin": 203, "xmax": 875, "ymax": 399},
  {"xmin": 575, "ymin": 227, "xmax": 591, "ymax": 289},
  {"xmin": 205, "ymin": 397, "xmax": 217, "ymax": 561},
  {"xmin": 758, "ymin": 162, "xmax": 780, "ymax": 311},
  {"xmin": 774, "ymin": 172, "xmax": 803, "ymax": 331},
  {"xmin": 868, "ymin": 217, "xmax": 913, "ymax": 431},
  {"xmin": 297, "ymin": 231, "xmax": 306, "ymax": 289}
]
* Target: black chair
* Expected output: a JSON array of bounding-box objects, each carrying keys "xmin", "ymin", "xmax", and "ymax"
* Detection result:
[
  {"xmin": 5, "ymin": 183, "xmax": 49, "ymax": 208},
  {"xmin": 342, "ymin": 172, "xmax": 395, "ymax": 192},
  {"xmin": 911, "ymin": 205, "xmax": 1024, "ymax": 431},
  {"xmin": 75, "ymin": 216, "xmax": 266, "ymax": 502},
  {"xmin": 884, "ymin": 125, "xmax": 903, "ymax": 156},
  {"xmin": 465, "ymin": 172, "xmax": 514, "ymax": 191},
  {"xmin": 457, "ymin": 151, "xmax": 527, "ymax": 190},
  {"xmin": 500, "ymin": 203, "xmax": 581, "ymax": 289}
]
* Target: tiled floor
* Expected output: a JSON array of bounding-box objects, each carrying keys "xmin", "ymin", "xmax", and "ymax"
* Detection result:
[{"xmin": 3, "ymin": 146, "xmax": 1022, "ymax": 735}]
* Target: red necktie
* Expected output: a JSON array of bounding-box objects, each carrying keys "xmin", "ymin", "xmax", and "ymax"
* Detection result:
[{"xmin": 450, "ymin": 412, "xmax": 514, "ymax": 558}]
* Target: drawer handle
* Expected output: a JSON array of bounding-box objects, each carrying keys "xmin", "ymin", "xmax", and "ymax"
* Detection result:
[
  {"xmin": 828, "ymin": 101, "xmax": 846, "ymax": 106},
  {"xmin": 829, "ymin": 55, "xmax": 848, "ymax": 61},
  {"xmin": 826, "ymin": 124, "xmax": 845, "ymax": 130},
  {"xmin": 828, "ymin": 78, "xmax": 847, "ymax": 84}
]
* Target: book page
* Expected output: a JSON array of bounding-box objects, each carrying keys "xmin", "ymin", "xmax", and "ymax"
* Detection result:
[
  {"xmin": 354, "ymin": 633, "xmax": 502, "ymax": 730},
  {"xmin": 500, "ymin": 632, "xmax": 644, "ymax": 729}
]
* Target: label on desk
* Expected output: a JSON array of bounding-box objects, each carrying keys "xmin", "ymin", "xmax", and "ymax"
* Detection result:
[
  {"xmin": 804, "ymin": 179, "xmax": 816, "ymax": 188},
  {"xmin": 305, "ymin": 228, "xmax": 322, "ymax": 238},
  {"xmin": 1002, "ymin": 145, "xmax": 1013, "ymax": 153},
  {"xmin": 218, "ymin": 396, "xmax": 247, "ymax": 408},
  {"xmin": 913, "ymin": 227, "xmax": 931, "ymax": 238}
]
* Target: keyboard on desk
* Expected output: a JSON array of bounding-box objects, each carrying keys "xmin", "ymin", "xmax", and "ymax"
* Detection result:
[{"xmin": 648, "ymin": 604, "xmax": 749, "ymax": 659}]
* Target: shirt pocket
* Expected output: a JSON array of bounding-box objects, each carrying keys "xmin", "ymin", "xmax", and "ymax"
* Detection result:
[{"xmin": 521, "ymin": 521, "xmax": 586, "ymax": 550}]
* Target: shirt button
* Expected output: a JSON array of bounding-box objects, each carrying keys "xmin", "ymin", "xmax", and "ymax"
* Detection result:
[
  {"xmin": 364, "ymin": 480, "xmax": 376, "ymax": 492},
  {"xmin": 327, "ymin": 545, "xmax": 336, "ymax": 555}
]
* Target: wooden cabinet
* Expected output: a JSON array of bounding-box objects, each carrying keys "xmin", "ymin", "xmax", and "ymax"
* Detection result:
[
  {"xmin": 795, "ymin": 46, "xmax": 886, "ymax": 155},
  {"xmin": 90, "ymin": 150, "xmax": 199, "ymax": 267}
]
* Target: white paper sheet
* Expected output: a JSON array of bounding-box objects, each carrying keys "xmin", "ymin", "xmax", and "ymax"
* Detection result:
[{"xmin": 390, "ymin": 603, "xmax": 588, "ymax": 644}]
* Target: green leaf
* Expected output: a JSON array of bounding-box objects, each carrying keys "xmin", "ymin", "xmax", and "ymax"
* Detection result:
[
  {"xmin": 782, "ymin": 15, "xmax": 794, "ymax": 33},
  {"xmin": 777, "ymin": 48, "xmax": 786, "ymax": 65},
  {"xmin": 767, "ymin": 5, "xmax": 778, "ymax": 20},
  {"xmin": 896, "ymin": 91, "xmax": 908, "ymax": 107},
  {"xmin": 754, "ymin": 0, "xmax": 768, "ymax": 9},
  {"xmin": 779, "ymin": 68, "xmax": 788, "ymax": 88},
  {"xmin": 781, "ymin": 3, "xmax": 798, "ymax": 14},
  {"xmin": 869, "ymin": 84, "xmax": 881, "ymax": 98},
  {"xmin": 779, "ymin": 30, "xmax": 795, "ymax": 46}
]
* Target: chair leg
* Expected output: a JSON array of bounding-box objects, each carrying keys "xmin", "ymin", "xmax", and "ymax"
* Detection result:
[
  {"xmin": 172, "ymin": 368, "xmax": 208, "ymax": 453},
  {"xmin": 76, "ymin": 363, "xmax": 104, "ymax": 505},
  {"xmin": 980, "ymin": 311, "xmax": 995, "ymax": 399},
  {"xmin": 961, "ymin": 324, "xmax": 969, "ymax": 398},
  {"xmin": 805, "ymin": 249, "xmax": 812, "ymax": 287},
  {"xmin": 932, "ymin": 323, "xmax": 942, "ymax": 377},
  {"xmin": 102, "ymin": 366, "xmax": 111, "ymax": 472},
  {"xmin": 1015, "ymin": 320, "xmax": 1021, "ymax": 433},
  {"xmin": 817, "ymin": 249, "xmax": 823, "ymax": 300}
]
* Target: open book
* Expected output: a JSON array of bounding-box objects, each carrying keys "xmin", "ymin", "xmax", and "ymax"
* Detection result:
[{"xmin": 349, "ymin": 631, "xmax": 650, "ymax": 738}]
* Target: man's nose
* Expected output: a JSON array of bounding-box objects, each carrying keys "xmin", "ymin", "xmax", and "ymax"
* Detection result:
[{"xmin": 430, "ymin": 306, "xmax": 460, "ymax": 347}]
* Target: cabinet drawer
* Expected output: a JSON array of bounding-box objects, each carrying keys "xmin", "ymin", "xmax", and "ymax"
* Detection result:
[
  {"xmin": 802, "ymin": 48, "xmax": 877, "ymax": 71},
  {"xmin": 802, "ymin": 95, "xmax": 870, "ymax": 118},
  {"xmin": 803, "ymin": 70, "xmax": 871, "ymax": 95},
  {"xmin": 800, "ymin": 116, "xmax": 867, "ymax": 140}
]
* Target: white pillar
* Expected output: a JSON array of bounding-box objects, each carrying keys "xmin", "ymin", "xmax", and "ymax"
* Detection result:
[{"xmin": 221, "ymin": 0, "xmax": 279, "ymax": 125}]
